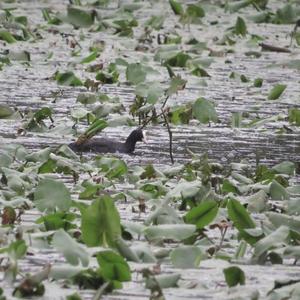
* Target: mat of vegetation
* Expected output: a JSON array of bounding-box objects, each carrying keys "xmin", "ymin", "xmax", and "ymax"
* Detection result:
[{"xmin": 0, "ymin": 0, "xmax": 300, "ymax": 299}]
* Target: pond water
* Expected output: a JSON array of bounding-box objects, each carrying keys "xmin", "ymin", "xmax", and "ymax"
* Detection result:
[{"xmin": 0, "ymin": 0, "xmax": 300, "ymax": 299}]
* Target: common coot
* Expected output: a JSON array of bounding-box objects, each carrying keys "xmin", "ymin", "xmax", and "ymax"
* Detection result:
[{"xmin": 68, "ymin": 128, "xmax": 147, "ymax": 154}]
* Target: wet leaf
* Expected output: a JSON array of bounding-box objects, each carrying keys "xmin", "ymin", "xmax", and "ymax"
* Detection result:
[
  {"xmin": 144, "ymin": 224, "xmax": 196, "ymax": 241},
  {"xmin": 247, "ymin": 190, "xmax": 268, "ymax": 213},
  {"xmin": 223, "ymin": 266, "xmax": 245, "ymax": 287},
  {"xmin": 34, "ymin": 178, "xmax": 72, "ymax": 212},
  {"xmin": 95, "ymin": 157, "xmax": 128, "ymax": 179},
  {"xmin": 184, "ymin": 200, "xmax": 218, "ymax": 229},
  {"xmin": 166, "ymin": 75, "xmax": 187, "ymax": 96},
  {"xmin": 169, "ymin": 0, "xmax": 184, "ymax": 15},
  {"xmin": 25, "ymin": 148, "xmax": 51, "ymax": 163},
  {"xmin": 97, "ymin": 250, "xmax": 131, "ymax": 284},
  {"xmin": 80, "ymin": 51, "xmax": 99, "ymax": 64},
  {"xmin": 227, "ymin": 198, "xmax": 256, "ymax": 231},
  {"xmin": 272, "ymin": 161, "xmax": 295, "ymax": 176},
  {"xmin": 171, "ymin": 246, "xmax": 202, "ymax": 268},
  {"xmin": 36, "ymin": 211, "xmax": 76, "ymax": 231},
  {"xmin": 126, "ymin": 63, "xmax": 147, "ymax": 85},
  {"xmin": 55, "ymin": 71, "xmax": 83, "ymax": 86},
  {"xmin": 81, "ymin": 196, "xmax": 121, "ymax": 247},
  {"xmin": 7, "ymin": 50, "xmax": 30, "ymax": 61},
  {"xmin": 254, "ymin": 225, "xmax": 289, "ymax": 257},
  {"xmin": 269, "ymin": 180, "xmax": 289, "ymax": 200},
  {"xmin": 234, "ymin": 16, "xmax": 247, "ymax": 36},
  {"xmin": 254, "ymin": 78, "xmax": 263, "ymax": 87},
  {"xmin": 267, "ymin": 212, "xmax": 300, "ymax": 234},
  {"xmin": 165, "ymin": 52, "xmax": 191, "ymax": 67},
  {"xmin": 145, "ymin": 273, "xmax": 180, "ymax": 289},
  {"xmin": 0, "ymin": 240, "xmax": 27, "ymax": 261},
  {"xmin": 268, "ymin": 84, "xmax": 286, "ymax": 100},
  {"xmin": 135, "ymin": 81, "xmax": 164, "ymax": 104},
  {"xmin": 145, "ymin": 15, "xmax": 165, "ymax": 30},
  {"xmin": 0, "ymin": 30, "xmax": 17, "ymax": 43},
  {"xmin": 288, "ymin": 108, "xmax": 300, "ymax": 126},
  {"xmin": 52, "ymin": 229, "xmax": 89, "ymax": 267},
  {"xmin": 192, "ymin": 98, "xmax": 218, "ymax": 124},
  {"xmin": 67, "ymin": 6, "xmax": 95, "ymax": 28},
  {"xmin": 273, "ymin": 4, "xmax": 299, "ymax": 24},
  {"xmin": 0, "ymin": 104, "xmax": 14, "ymax": 118},
  {"xmin": 191, "ymin": 67, "xmax": 210, "ymax": 77}
]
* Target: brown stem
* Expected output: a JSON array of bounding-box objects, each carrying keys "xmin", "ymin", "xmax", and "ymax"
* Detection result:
[
  {"xmin": 259, "ymin": 42, "xmax": 291, "ymax": 53},
  {"xmin": 161, "ymin": 95, "xmax": 170, "ymax": 109},
  {"xmin": 161, "ymin": 109, "xmax": 174, "ymax": 164}
]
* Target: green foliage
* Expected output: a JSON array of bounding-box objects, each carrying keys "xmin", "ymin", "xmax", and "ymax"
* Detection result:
[
  {"xmin": 234, "ymin": 16, "xmax": 247, "ymax": 36},
  {"xmin": 126, "ymin": 63, "xmax": 147, "ymax": 85},
  {"xmin": 52, "ymin": 229, "xmax": 89, "ymax": 266},
  {"xmin": 66, "ymin": 6, "xmax": 95, "ymax": 28},
  {"xmin": 184, "ymin": 201, "xmax": 218, "ymax": 229},
  {"xmin": 288, "ymin": 108, "xmax": 300, "ymax": 126},
  {"xmin": 192, "ymin": 98, "xmax": 218, "ymax": 124},
  {"xmin": 81, "ymin": 196, "xmax": 121, "ymax": 247},
  {"xmin": 34, "ymin": 178, "xmax": 72, "ymax": 212},
  {"xmin": 227, "ymin": 199, "xmax": 256, "ymax": 231},
  {"xmin": 268, "ymin": 84, "xmax": 287, "ymax": 100},
  {"xmin": 55, "ymin": 71, "xmax": 83, "ymax": 86},
  {"xmin": 223, "ymin": 266, "xmax": 245, "ymax": 287},
  {"xmin": 97, "ymin": 250, "xmax": 131, "ymax": 288}
]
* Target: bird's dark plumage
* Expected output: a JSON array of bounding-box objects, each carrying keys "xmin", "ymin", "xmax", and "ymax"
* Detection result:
[{"xmin": 68, "ymin": 128, "xmax": 146, "ymax": 154}]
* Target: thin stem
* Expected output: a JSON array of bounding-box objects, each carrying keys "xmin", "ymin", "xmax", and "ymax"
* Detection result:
[
  {"xmin": 161, "ymin": 109, "xmax": 174, "ymax": 164},
  {"xmin": 141, "ymin": 109, "xmax": 167, "ymax": 129}
]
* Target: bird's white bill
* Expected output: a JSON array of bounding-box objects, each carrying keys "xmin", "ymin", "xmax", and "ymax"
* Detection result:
[{"xmin": 142, "ymin": 130, "xmax": 148, "ymax": 143}]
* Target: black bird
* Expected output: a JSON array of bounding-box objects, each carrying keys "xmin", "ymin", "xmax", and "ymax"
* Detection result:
[{"xmin": 68, "ymin": 128, "xmax": 147, "ymax": 154}]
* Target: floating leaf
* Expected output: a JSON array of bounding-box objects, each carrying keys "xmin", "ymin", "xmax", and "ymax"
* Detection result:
[
  {"xmin": 145, "ymin": 15, "xmax": 165, "ymax": 30},
  {"xmin": 97, "ymin": 250, "xmax": 131, "ymax": 284},
  {"xmin": 192, "ymin": 98, "xmax": 218, "ymax": 124},
  {"xmin": 267, "ymin": 212, "xmax": 300, "ymax": 234},
  {"xmin": 169, "ymin": 0, "xmax": 184, "ymax": 15},
  {"xmin": 254, "ymin": 78, "xmax": 263, "ymax": 87},
  {"xmin": 166, "ymin": 75, "xmax": 187, "ymax": 96},
  {"xmin": 223, "ymin": 266, "xmax": 245, "ymax": 287},
  {"xmin": 34, "ymin": 179, "xmax": 72, "ymax": 212},
  {"xmin": 165, "ymin": 52, "xmax": 191, "ymax": 67},
  {"xmin": 81, "ymin": 196, "xmax": 121, "ymax": 247},
  {"xmin": 76, "ymin": 92, "xmax": 97, "ymax": 105},
  {"xmin": 145, "ymin": 273, "xmax": 180, "ymax": 289},
  {"xmin": 144, "ymin": 224, "xmax": 196, "ymax": 241},
  {"xmin": 184, "ymin": 200, "xmax": 218, "ymax": 229},
  {"xmin": 254, "ymin": 225, "xmax": 289, "ymax": 257},
  {"xmin": 55, "ymin": 71, "xmax": 83, "ymax": 86},
  {"xmin": 126, "ymin": 63, "xmax": 147, "ymax": 85},
  {"xmin": 288, "ymin": 108, "xmax": 300, "ymax": 126},
  {"xmin": 171, "ymin": 246, "xmax": 202, "ymax": 268},
  {"xmin": 272, "ymin": 161, "xmax": 295, "ymax": 176},
  {"xmin": 0, "ymin": 104, "xmax": 14, "ymax": 118},
  {"xmin": 7, "ymin": 50, "xmax": 30, "ymax": 61},
  {"xmin": 67, "ymin": 6, "xmax": 95, "ymax": 28},
  {"xmin": 234, "ymin": 16, "xmax": 247, "ymax": 36},
  {"xmin": 227, "ymin": 198, "xmax": 256, "ymax": 231},
  {"xmin": 268, "ymin": 84, "xmax": 286, "ymax": 100},
  {"xmin": 269, "ymin": 180, "xmax": 289, "ymax": 200},
  {"xmin": 80, "ymin": 51, "xmax": 99, "ymax": 64},
  {"xmin": 135, "ymin": 82, "xmax": 164, "ymax": 104},
  {"xmin": 0, "ymin": 30, "xmax": 17, "ymax": 43},
  {"xmin": 52, "ymin": 229, "xmax": 89, "ymax": 267}
]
